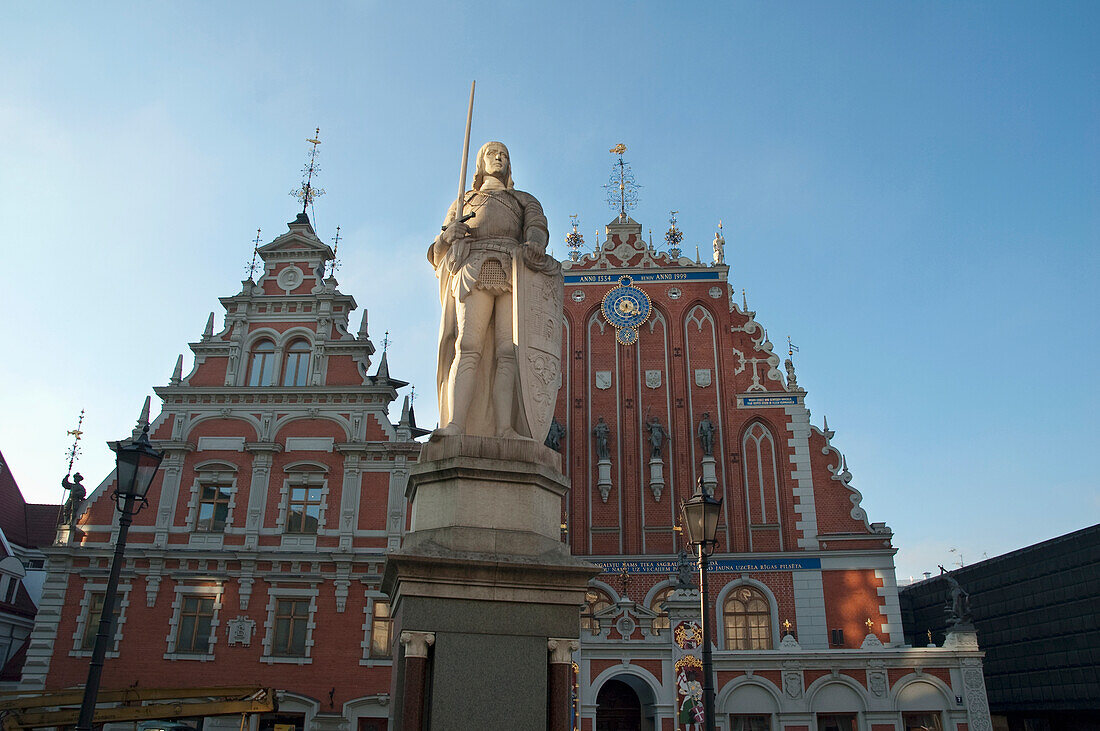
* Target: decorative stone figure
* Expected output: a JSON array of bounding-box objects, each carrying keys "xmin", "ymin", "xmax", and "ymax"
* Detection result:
[
  {"xmin": 593, "ymin": 417, "xmax": 611, "ymax": 460},
  {"xmin": 60, "ymin": 473, "xmax": 86, "ymax": 527},
  {"xmin": 544, "ymin": 417, "xmax": 566, "ymax": 452},
  {"xmin": 428, "ymin": 141, "xmax": 561, "ymax": 440},
  {"xmin": 646, "ymin": 416, "xmax": 668, "ymax": 459},
  {"xmin": 697, "ymin": 413, "xmax": 715, "ymax": 457},
  {"xmin": 673, "ymin": 549, "xmax": 695, "ymax": 590},
  {"xmin": 939, "ymin": 566, "xmax": 973, "ymax": 626},
  {"xmin": 712, "ymin": 229, "xmax": 725, "ymax": 264}
]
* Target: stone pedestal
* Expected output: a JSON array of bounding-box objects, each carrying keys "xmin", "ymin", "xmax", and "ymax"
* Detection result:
[
  {"xmin": 648, "ymin": 457, "xmax": 665, "ymax": 501},
  {"xmin": 700, "ymin": 455, "xmax": 717, "ymax": 495},
  {"xmin": 597, "ymin": 457, "xmax": 612, "ymax": 502},
  {"xmin": 383, "ymin": 436, "xmax": 598, "ymax": 731}
]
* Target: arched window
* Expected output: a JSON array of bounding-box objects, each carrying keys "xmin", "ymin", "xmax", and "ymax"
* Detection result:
[
  {"xmin": 282, "ymin": 340, "xmax": 311, "ymax": 386},
  {"xmin": 580, "ymin": 588, "xmax": 613, "ymax": 636},
  {"xmin": 742, "ymin": 420, "xmax": 783, "ymax": 550},
  {"xmin": 649, "ymin": 586, "xmax": 674, "ymax": 635},
  {"xmin": 247, "ymin": 340, "xmax": 276, "ymax": 386},
  {"xmin": 723, "ymin": 586, "xmax": 772, "ymax": 650}
]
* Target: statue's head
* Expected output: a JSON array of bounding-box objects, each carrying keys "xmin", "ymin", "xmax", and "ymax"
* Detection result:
[
  {"xmin": 73, "ymin": 472, "xmax": 83, "ymax": 482},
  {"xmin": 473, "ymin": 141, "xmax": 513, "ymax": 190}
]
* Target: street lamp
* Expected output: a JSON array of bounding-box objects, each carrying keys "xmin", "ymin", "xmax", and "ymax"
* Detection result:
[
  {"xmin": 76, "ymin": 425, "xmax": 163, "ymax": 731},
  {"xmin": 680, "ymin": 478, "xmax": 722, "ymax": 731}
]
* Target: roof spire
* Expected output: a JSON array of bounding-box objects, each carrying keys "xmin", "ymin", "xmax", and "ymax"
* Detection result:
[
  {"xmin": 604, "ymin": 143, "xmax": 639, "ymax": 219},
  {"xmin": 665, "ymin": 211, "xmax": 683, "ymax": 258},
  {"xmin": 358, "ymin": 310, "xmax": 369, "ymax": 337},
  {"xmin": 328, "ymin": 225, "xmax": 342, "ymax": 278},
  {"xmin": 64, "ymin": 409, "xmax": 86, "ymax": 476},
  {"xmin": 133, "ymin": 395, "xmax": 151, "ymax": 439},
  {"xmin": 291, "ymin": 127, "xmax": 326, "ymax": 218},
  {"xmin": 742, "ymin": 288, "xmax": 748, "ymax": 311},
  {"xmin": 246, "ymin": 228, "xmax": 262, "ymax": 281},
  {"xmin": 170, "ymin": 354, "xmax": 183, "ymax": 385},
  {"xmin": 203, "ymin": 312, "xmax": 215, "ymax": 338},
  {"xmin": 565, "ymin": 215, "xmax": 584, "ymax": 262},
  {"xmin": 374, "ymin": 349, "xmax": 391, "ymax": 383}
]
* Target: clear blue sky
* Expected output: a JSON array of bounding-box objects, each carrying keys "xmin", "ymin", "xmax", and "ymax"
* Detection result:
[{"xmin": 1, "ymin": 2, "xmax": 1096, "ymax": 582}]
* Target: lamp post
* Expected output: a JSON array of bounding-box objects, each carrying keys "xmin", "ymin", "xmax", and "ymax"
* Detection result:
[
  {"xmin": 680, "ymin": 478, "xmax": 722, "ymax": 731},
  {"xmin": 76, "ymin": 425, "xmax": 163, "ymax": 731}
]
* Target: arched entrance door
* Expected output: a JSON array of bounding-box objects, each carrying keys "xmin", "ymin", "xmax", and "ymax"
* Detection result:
[{"xmin": 596, "ymin": 678, "xmax": 641, "ymax": 731}]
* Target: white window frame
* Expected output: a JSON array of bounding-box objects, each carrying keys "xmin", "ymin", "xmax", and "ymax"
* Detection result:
[
  {"xmin": 359, "ymin": 592, "xmax": 393, "ymax": 666},
  {"xmin": 185, "ymin": 462, "xmax": 239, "ymax": 547},
  {"xmin": 163, "ymin": 584, "xmax": 224, "ymax": 661},
  {"xmin": 260, "ymin": 586, "xmax": 318, "ymax": 665},
  {"xmin": 277, "ymin": 463, "xmax": 330, "ymax": 548},
  {"xmin": 70, "ymin": 582, "xmax": 131, "ymax": 658}
]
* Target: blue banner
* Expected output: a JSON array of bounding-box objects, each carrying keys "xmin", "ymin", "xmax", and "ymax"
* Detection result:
[
  {"xmin": 739, "ymin": 395, "xmax": 799, "ymax": 407},
  {"xmin": 590, "ymin": 557, "xmax": 821, "ymax": 574},
  {"xmin": 564, "ymin": 270, "xmax": 723, "ymax": 285}
]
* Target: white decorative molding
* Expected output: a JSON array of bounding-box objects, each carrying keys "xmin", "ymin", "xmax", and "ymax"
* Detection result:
[
  {"xmin": 285, "ymin": 437, "xmax": 335, "ymax": 452},
  {"xmin": 196, "ymin": 436, "xmax": 246, "ymax": 452}
]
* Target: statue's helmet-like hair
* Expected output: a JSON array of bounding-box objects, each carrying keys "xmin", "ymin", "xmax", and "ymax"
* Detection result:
[{"xmin": 473, "ymin": 141, "xmax": 514, "ymax": 190}]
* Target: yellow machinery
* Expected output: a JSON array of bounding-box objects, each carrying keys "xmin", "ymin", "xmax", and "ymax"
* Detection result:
[{"xmin": 0, "ymin": 686, "xmax": 277, "ymax": 731}]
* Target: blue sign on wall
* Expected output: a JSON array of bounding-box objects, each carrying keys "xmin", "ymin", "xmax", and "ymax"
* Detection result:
[
  {"xmin": 591, "ymin": 557, "xmax": 821, "ymax": 574},
  {"xmin": 564, "ymin": 270, "xmax": 723, "ymax": 285}
]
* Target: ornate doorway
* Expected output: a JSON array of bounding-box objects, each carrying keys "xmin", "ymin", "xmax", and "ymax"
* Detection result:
[{"xmin": 596, "ymin": 678, "xmax": 642, "ymax": 731}]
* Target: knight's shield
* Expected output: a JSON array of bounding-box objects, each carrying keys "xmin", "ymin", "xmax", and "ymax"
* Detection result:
[{"xmin": 513, "ymin": 253, "xmax": 562, "ymax": 441}]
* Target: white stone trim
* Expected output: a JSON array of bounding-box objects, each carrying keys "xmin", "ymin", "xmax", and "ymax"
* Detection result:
[
  {"xmin": 260, "ymin": 585, "xmax": 319, "ymax": 664},
  {"xmin": 284, "ymin": 437, "xmax": 335, "ymax": 452},
  {"xmin": 196, "ymin": 437, "xmax": 246, "ymax": 452},
  {"xmin": 784, "ymin": 405, "xmax": 819, "ymax": 550},
  {"xmin": 70, "ymin": 582, "xmax": 132, "ymax": 658},
  {"xmin": 874, "ymin": 569, "xmax": 905, "ymax": 646},
  {"xmin": 792, "ymin": 570, "xmax": 827, "ymax": 649},
  {"xmin": 184, "ymin": 466, "xmax": 239, "ymax": 547},
  {"xmin": 163, "ymin": 583, "xmax": 225, "ymax": 660}
]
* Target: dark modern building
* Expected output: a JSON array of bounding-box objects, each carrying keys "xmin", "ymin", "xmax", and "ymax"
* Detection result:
[{"xmin": 898, "ymin": 524, "xmax": 1100, "ymax": 731}]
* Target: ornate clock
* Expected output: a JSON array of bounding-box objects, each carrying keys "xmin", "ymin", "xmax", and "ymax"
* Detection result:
[{"xmin": 601, "ymin": 275, "xmax": 651, "ymax": 345}]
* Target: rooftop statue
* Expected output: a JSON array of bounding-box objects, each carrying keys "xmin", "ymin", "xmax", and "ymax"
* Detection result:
[{"xmin": 429, "ymin": 141, "xmax": 561, "ymax": 441}]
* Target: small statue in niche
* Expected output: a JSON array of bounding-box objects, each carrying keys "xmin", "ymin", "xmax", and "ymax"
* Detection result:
[
  {"xmin": 697, "ymin": 413, "xmax": 715, "ymax": 457},
  {"xmin": 939, "ymin": 565, "xmax": 973, "ymax": 626},
  {"xmin": 673, "ymin": 548, "xmax": 696, "ymax": 590},
  {"xmin": 593, "ymin": 417, "xmax": 611, "ymax": 460},
  {"xmin": 544, "ymin": 417, "xmax": 566, "ymax": 452},
  {"xmin": 646, "ymin": 416, "xmax": 669, "ymax": 459},
  {"xmin": 60, "ymin": 473, "xmax": 86, "ymax": 527}
]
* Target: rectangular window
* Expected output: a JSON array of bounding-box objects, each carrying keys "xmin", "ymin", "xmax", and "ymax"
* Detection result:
[
  {"xmin": 818, "ymin": 715, "xmax": 856, "ymax": 731},
  {"xmin": 81, "ymin": 593, "xmax": 107, "ymax": 650},
  {"xmin": 175, "ymin": 596, "xmax": 215, "ymax": 654},
  {"xmin": 830, "ymin": 628, "xmax": 845, "ymax": 646},
  {"xmin": 903, "ymin": 712, "xmax": 943, "ymax": 731},
  {"xmin": 285, "ymin": 486, "xmax": 323, "ymax": 534},
  {"xmin": 195, "ymin": 486, "xmax": 232, "ymax": 532},
  {"xmin": 272, "ymin": 599, "xmax": 310, "ymax": 656},
  {"xmin": 369, "ymin": 601, "xmax": 392, "ymax": 659},
  {"xmin": 730, "ymin": 716, "xmax": 771, "ymax": 731}
]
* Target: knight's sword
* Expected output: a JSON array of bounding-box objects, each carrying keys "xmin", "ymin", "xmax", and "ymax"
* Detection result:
[{"xmin": 444, "ymin": 81, "xmax": 477, "ymax": 232}]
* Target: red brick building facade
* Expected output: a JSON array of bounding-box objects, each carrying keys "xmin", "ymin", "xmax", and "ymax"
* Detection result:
[{"xmin": 20, "ymin": 210, "xmax": 992, "ymax": 731}]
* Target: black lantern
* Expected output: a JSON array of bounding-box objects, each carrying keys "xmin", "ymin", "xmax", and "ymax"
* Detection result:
[
  {"xmin": 680, "ymin": 486, "xmax": 722, "ymax": 551},
  {"xmin": 76, "ymin": 423, "xmax": 163, "ymax": 731},
  {"xmin": 113, "ymin": 425, "xmax": 164, "ymax": 501}
]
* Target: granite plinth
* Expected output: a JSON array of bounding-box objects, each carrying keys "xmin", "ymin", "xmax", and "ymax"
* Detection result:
[{"xmin": 384, "ymin": 435, "xmax": 597, "ymax": 730}]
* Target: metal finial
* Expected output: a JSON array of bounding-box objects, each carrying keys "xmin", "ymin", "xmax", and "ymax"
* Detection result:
[
  {"xmin": 382, "ymin": 330, "xmax": 390, "ymax": 353},
  {"xmin": 409, "ymin": 385, "xmax": 416, "ymax": 404},
  {"xmin": 328, "ymin": 225, "xmax": 342, "ymax": 277},
  {"xmin": 64, "ymin": 409, "xmax": 85, "ymax": 475},
  {"xmin": 742, "ymin": 288, "xmax": 747, "ymax": 311},
  {"xmin": 787, "ymin": 336, "xmax": 799, "ymax": 360},
  {"xmin": 246, "ymin": 228, "xmax": 262, "ymax": 280},
  {"xmin": 604, "ymin": 143, "xmax": 640, "ymax": 218},
  {"xmin": 565, "ymin": 215, "xmax": 584, "ymax": 262},
  {"xmin": 291, "ymin": 127, "xmax": 326, "ymax": 215},
  {"xmin": 665, "ymin": 211, "xmax": 683, "ymax": 258}
]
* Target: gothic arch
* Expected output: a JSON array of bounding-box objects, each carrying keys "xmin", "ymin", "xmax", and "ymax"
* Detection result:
[{"xmin": 739, "ymin": 417, "xmax": 785, "ymax": 551}]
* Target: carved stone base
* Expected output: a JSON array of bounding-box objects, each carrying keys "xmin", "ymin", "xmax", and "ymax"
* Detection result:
[
  {"xmin": 597, "ymin": 458, "xmax": 612, "ymax": 502},
  {"xmin": 701, "ymin": 455, "xmax": 717, "ymax": 495},
  {"xmin": 383, "ymin": 435, "xmax": 599, "ymax": 730},
  {"xmin": 648, "ymin": 457, "xmax": 664, "ymax": 501}
]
